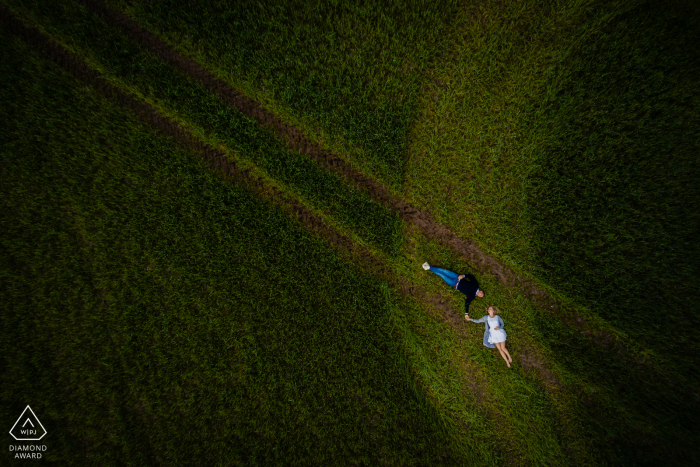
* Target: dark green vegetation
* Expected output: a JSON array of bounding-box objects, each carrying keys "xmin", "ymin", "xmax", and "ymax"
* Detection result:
[
  {"xmin": 0, "ymin": 29, "xmax": 452, "ymax": 465},
  {"xmin": 411, "ymin": 0, "xmax": 700, "ymax": 368},
  {"xmin": 525, "ymin": 2, "xmax": 700, "ymax": 361},
  {"xmin": 6, "ymin": 0, "xmax": 403, "ymax": 256},
  {"xmin": 108, "ymin": 0, "xmax": 466, "ymax": 189},
  {"xmin": 2, "ymin": 0, "xmax": 700, "ymax": 465}
]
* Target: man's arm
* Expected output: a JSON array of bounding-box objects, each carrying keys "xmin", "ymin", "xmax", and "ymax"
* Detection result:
[
  {"xmin": 464, "ymin": 296, "xmax": 474, "ymax": 315},
  {"xmin": 464, "ymin": 274, "xmax": 479, "ymax": 288}
]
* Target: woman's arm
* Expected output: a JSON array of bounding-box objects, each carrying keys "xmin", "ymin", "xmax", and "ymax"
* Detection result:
[{"xmin": 469, "ymin": 315, "xmax": 488, "ymax": 324}]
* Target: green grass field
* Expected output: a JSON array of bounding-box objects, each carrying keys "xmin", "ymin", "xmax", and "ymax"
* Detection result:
[
  {"xmin": 0, "ymin": 29, "xmax": 458, "ymax": 465},
  {"xmin": 1, "ymin": 0, "xmax": 699, "ymax": 465}
]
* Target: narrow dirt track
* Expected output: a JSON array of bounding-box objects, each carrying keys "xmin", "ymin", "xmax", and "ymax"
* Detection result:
[
  {"xmin": 70, "ymin": 0, "xmax": 655, "ymax": 363},
  {"xmin": 74, "ymin": 0, "xmax": 531, "ymax": 286},
  {"xmin": 0, "ymin": 4, "xmax": 391, "ymax": 283},
  {"xmin": 0, "ymin": 7, "xmax": 530, "ymax": 446},
  {"xmin": 1, "ymin": 7, "xmax": 647, "ymax": 452}
]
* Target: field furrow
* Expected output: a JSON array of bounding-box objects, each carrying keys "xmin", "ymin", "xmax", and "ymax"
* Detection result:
[
  {"xmin": 1, "ymin": 4, "xmax": 614, "ymax": 463},
  {"xmin": 3, "ymin": 0, "xmax": 698, "ymax": 464},
  {"xmin": 69, "ymin": 0, "xmax": 680, "ymax": 383},
  {"xmin": 1, "ymin": 13, "xmax": 476, "ymax": 465}
]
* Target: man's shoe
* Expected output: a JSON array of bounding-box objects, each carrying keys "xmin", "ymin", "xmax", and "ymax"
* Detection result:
[{"xmin": 422, "ymin": 262, "xmax": 430, "ymax": 270}]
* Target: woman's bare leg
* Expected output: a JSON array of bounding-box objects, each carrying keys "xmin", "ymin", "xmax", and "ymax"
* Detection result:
[
  {"xmin": 502, "ymin": 344, "xmax": 512, "ymax": 363},
  {"xmin": 496, "ymin": 342, "xmax": 510, "ymax": 367}
]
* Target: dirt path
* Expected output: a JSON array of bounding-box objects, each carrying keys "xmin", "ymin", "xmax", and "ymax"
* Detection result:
[
  {"xmin": 1, "ymin": 9, "xmax": 532, "ymax": 456},
  {"xmin": 72, "ymin": 0, "xmax": 614, "ymax": 340},
  {"xmin": 1, "ymin": 9, "xmax": 622, "ymax": 461},
  {"xmin": 5, "ymin": 0, "xmax": 656, "ymax": 377}
]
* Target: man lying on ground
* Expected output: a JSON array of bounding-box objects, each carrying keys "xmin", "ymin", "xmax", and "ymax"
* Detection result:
[{"xmin": 422, "ymin": 262, "xmax": 484, "ymax": 317}]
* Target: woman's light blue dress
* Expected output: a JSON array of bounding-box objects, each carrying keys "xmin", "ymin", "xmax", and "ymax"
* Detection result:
[
  {"xmin": 470, "ymin": 315, "xmax": 505, "ymax": 348},
  {"xmin": 487, "ymin": 317, "xmax": 506, "ymax": 344}
]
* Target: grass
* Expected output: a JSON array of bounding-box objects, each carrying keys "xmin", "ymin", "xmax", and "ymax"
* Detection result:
[
  {"xmin": 0, "ymin": 28, "xmax": 457, "ymax": 465},
  {"xmin": 103, "ymin": 0, "xmax": 700, "ymax": 368},
  {"xmin": 105, "ymin": 0, "xmax": 467, "ymax": 190},
  {"xmin": 523, "ymin": 1, "xmax": 700, "ymax": 359},
  {"xmin": 105, "ymin": 0, "xmax": 700, "ymax": 406},
  {"xmin": 406, "ymin": 1, "xmax": 700, "ymax": 459},
  {"xmin": 2, "ymin": 0, "xmax": 700, "ymax": 465},
  {"xmin": 407, "ymin": 225, "xmax": 700, "ymax": 466},
  {"xmin": 4, "ymin": 0, "xmax": 403, "ymax": 258},
  {"xmin": 405, "ymin": 0, "xmax": 700, "ymax": 374}
]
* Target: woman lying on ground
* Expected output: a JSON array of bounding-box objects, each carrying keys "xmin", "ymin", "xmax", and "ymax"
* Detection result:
[{"xmin": 466, "ymin": 306, "xmax": 512, "ymax": 368}]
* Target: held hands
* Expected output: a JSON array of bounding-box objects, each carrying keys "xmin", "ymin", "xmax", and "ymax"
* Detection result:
[{"xmin": 464, "ymin": 315, "xmax": 471, "ymax": 321}]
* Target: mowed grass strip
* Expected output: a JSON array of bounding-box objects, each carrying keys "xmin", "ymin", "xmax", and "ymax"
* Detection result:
[
  {"xmin": 0, "ymin": 26, "xmax": 475, "ymax": 466},
  {"xmin": 3, "ymin": 0, "xmax": 403, "ymax": 258}
]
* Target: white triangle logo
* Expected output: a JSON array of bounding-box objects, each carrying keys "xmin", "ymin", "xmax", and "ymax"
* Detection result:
[{"xmin": 9, "ymin": 406, "xmax": 47, "ymax": 441}]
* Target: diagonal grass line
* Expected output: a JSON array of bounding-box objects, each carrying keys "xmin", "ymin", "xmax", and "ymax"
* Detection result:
[
  {"xmin": 5, "ymin": 0, "xmax": 403, "ymax": 258},
  {"xmin": 0, "ymin": 8, "xmax": 540, "ymax": 462},
  {"xmin": 7, "ymin": 2, "xmax": 695, "ymax": 463},
  {"xmin": 78, "ymin": 0, "xmax": 680, "ymax": 382},
  {"xmin": 0, "ymin": 3, "xmax": 392, "ymax": 285}
]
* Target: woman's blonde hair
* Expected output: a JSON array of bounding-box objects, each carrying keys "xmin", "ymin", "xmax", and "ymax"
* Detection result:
[{"xmin": 488, "ymin": 306, "xmax": 500, "ymax": 314}]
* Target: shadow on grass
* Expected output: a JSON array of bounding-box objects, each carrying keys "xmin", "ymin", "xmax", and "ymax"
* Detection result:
[
  {"xmin": 525, "ymin": 0, "xmax": 700, "ymax": 368},
  {"xmin": 524, "ymin": 2, "xmax": 700, "ymax": 465}
]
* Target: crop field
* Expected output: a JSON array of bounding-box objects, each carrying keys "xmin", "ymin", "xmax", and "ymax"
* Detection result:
[{"xmin": 1, "ymin": 0, "xmax": 699, "ymax": 465}]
